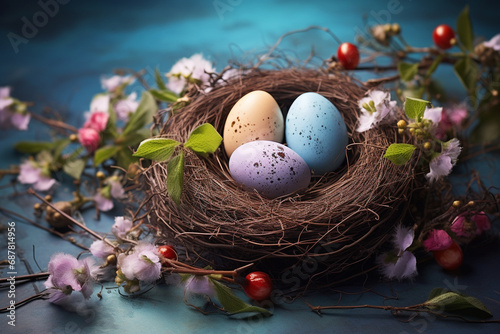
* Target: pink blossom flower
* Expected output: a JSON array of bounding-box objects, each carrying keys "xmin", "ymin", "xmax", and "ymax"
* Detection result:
[
  {"xmin": 356, "ymin": 90, "xmax": 397, "ymax": 132},
  {"xmin": 483, "ymin": 33, "xmax": 500, "ymax": 51},
  {"xmin": 93, "ymin": 178, "xmax": 124, "ymax": 212},
  {"xmin": 43, "ymin": 253, "xmax": 97, "ymax": 303},
  {"xmin": 117, "ymin": 242, "xmax": 161, "ymax": 283},
  {"xmin": 423, "ymin": 229, "xmax": 452, "ymax": 252},
  {"xmin": 112, "ymin": 216, "xmax": 133, "ymax": 240},
  {"xmin": 426, "ymin": 138, "xmax": 461, "ymax": 182},
  {"xmin": 435, "ymin": 105, "xmax": 468, "ymax": 140},
  {"xmin": 0, "ymin": 87, "xmax": 30, "ymax": 130},
  {"xmin": 83, "ymin": 111, "xmax": 109, "ymax": 132},
  {"xmin": 114, "ymin": 92, "xmax": 139, "ymax": 121},
  {"xmin": 166, "ymin": 54, "xmax": 215, "ymax": 94},
  {"xmin": 380, "ymin": 225, "xmax": 417, "ymax": 280},
  {"xmin": 94, "ymin": 192, "xmax": 113, "ymax": 212},
  {"xmin": 78, "ymin": 127, "xmax": 100, "ymax": 153},
  {"xmin": 89, "ymin": 240, "xmax": 115, "ymax": 259},
  {"xmin": 10, "ymin": 113, "xmax": 31, "ymax": 130},
  {"xmin": 101, "ymin": 75, "xmax": 135, "ymax": 93},
  {"xmin": 17, "ymin": 160, "xmax": 56, "ymax": 191},
  {"xmin": 110, "ymin": 179, "xmax": 125, "ymax": 199},
  {"xmin": 451, "ymin": 211, "xmax": 491, "ymax": 239}
]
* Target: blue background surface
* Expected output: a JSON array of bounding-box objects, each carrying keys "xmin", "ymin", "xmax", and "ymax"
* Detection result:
[{"xmin": 1, "ymin": 0, "xmax": 499, "ymax": 333}]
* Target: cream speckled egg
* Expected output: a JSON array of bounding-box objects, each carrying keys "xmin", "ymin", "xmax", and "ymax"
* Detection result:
[{"xmin": 223, "ymin": 90, "xmax": 284, "ymax": 157}]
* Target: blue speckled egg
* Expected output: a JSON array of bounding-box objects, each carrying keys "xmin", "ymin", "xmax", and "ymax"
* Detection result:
[
  {"xmin": 285, "ymin": 92, "xmax": 348, "ymax": 174},
  {"xmin": 229, "ymin": 140, "xmax": 311, "ymax": 198}
]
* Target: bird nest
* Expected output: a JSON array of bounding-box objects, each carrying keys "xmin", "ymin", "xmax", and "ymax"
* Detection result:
[{"xmin": 142, "ymin": 68, "xmax": 418, "ymax": 288}]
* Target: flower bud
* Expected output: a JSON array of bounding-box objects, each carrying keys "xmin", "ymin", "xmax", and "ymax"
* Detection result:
[
  {"xmin": 34, "ymin": 203, "xmax": 42, "ymax": 211},
  {"xmin": 96, "ymin": 171, "xmax": 106, "ymax": 180},
  {"xmin": 398, "ymin": 128, "xmax": 405, "ymax": 135},
  {"xmin": 397, "ymin": 120, "xmax": 407, "ymax": 129},
  {"xmin": 452, "ymin": 200, "xmax": 462, "ymax": 208},
  {"xmin": 391, "ymin": 23, "xmax": 401, "ymax": 35},
  {"xmin": 45, "ymin": 201, "xmax": 73, "ymax": 229},
  {"xmin": 78, "ymin": 127, "xmax": 100, "ymax": 153},
  {"xmin": 44, "ymin": 194, "xmax": 52, "ymax": 202},
  {"xmin": 423, "ymin": 142, "xmax": 431, "ymax": 150},
  {"xmin": 69, "ymin": 134, "xmax": 78, "ymax": 142}
]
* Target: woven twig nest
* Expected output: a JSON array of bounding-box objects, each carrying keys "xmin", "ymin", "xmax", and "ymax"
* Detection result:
[{"xmin": 144, "ymin": 68, "xmax": 416, "ymax": 287}]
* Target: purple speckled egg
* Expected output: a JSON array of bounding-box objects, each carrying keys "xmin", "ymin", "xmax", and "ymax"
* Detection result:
[{"xmin": 229, "ymin": 140, "xmax": 311, "ymax": 198}]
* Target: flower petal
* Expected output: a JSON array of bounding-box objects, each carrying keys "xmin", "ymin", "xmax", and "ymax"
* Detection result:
[
  {"xmin": 94, "ymin": 192, "xmax": 114, "ymax": 211},
  {"xmin": 393, "ymin": 225, "xmax": 414, "ymax": 251}
]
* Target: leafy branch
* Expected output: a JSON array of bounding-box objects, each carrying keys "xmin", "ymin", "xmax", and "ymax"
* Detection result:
[
  {"xmin": 133, "ymin": 123, "xmax": 222, "ymax": 205},
  {"xmin": 307, "ymin": 288, "xmax": 497, "ymax": 323}
]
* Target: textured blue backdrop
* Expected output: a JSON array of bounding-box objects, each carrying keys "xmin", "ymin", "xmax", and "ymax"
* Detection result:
[{"xmin": 1, "ymin": 0, "xmax": 499, "ymax": 333}]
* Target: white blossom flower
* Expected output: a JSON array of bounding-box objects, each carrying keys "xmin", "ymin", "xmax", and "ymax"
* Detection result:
[
  {"xmin": 426, "ymin": 138, "xmax": 461, "ymax": 182},
  {"xmin": 166, "ymin": 54, "xmax": 215, "ymax": 94},
  {"xmin": 356, "ymin": 90, "xmax": 397, "ymax": 132},
  {"xmin": 114, "ymin": 92, "xmax": 139, "ymax": 121},
  {"xmin": 380, "ymin": 225, "xmax": 417, "ymax": 280},
  {"xmin": 423, "ymin": 106, "xmax": 443, "ymax": 124},
  {"xmin": 483, "ymin": 33, "xmax": 500, "ymax": 51},
  {"xmin": 117, "ymin": 242, "xmax": 161, "ymax": 283},
  {"xmin": 101, "ymin": 75, "xmax": 135, "ymax": 93},
  {"xmin": 112, "ymin": 216, "xmax": 133, "ymax": 240}
]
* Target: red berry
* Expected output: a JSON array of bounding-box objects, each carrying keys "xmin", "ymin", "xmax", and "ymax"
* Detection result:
[
  {"xmin": 243, "ymin": 271, "xmax": 272, "ymax": 301},
  {"xmin": 432, "ymin": 24, "xmax": 456, "ymax": 49},
  {"xmin": 337, "ymin": 42, "xmax": 360, "ymax": 70},
  {"xmin": 157, "ymin": 245, "xmax": 178, "ymax": 261},
  {"xmin": 433, "ymin": 240, "xmax": 463, "ymax": 271}
]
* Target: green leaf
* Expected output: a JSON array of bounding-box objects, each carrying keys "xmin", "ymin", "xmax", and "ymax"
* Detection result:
[
  {"xmin": 456, "ymin": 5, "xmax": 474, "ymax": 52},
  {"xmin": 122, "ymin": 91, "xmax": 157, "ymax": 136},
  {"xmin": 425, "ymin": 291, "xmax": 493, "ymax": 319},
  {"xmin": 53, "ymin": 138, "xmax": 71, "ymax": 160},
  {"xmin": 133, "ymin": 138, "xmax": 181, "ymax": 161},
  {"xmin": 94, "ymin": 145, "xmax": 119, "ymax": 166},
  {"xmin": 166, "ymin": 151, "xmax": 184, "ymax": 205},
  {"xmin": 384, "ymin": 143, "xmax": 417, "ymax": 165},
  {"xmin": 210, "ymin": 278, "xmax": 272, "ymax": 318},
  {"xmin": 14, "ymin": 141, "xmax": 55, "ymax": 154},
  {"xmin": 470, "ymin": 97, "xmax": 500, "ymax": 144},
  {"xmin": 150, "ymin": 89, "xmax": 179, "ymax": 103},
  {"xmin": 63, "ymin": 158, "xmax": 86, "ymax": 180},
  {"xmin": 154, "ymin": 68, "xmax": 167, "ymax": 91},
  {"xmin": 184, "ymin": 123, "xmax": 223, "ymax": 158},
  {"xmin": 119, "ymin": 128, "xmax": 150, "ymax": 148},
  {"xmin": 398, "ymin": 62, "xmax": 419, "ymax": 82},
  {"xmin": 454, "ymin": 57, "xmax": 478, "ymax": 106},
  {"xmin": 404, "ymin": 97, "xmax": 429, "ymax": 121},
  {"xmin": 425, "ymin": 54, "xmax": 443, "ymax": 79},
  {"xmin": 116, "ymin": 147, "xmax": 138, "ymax": 169}
]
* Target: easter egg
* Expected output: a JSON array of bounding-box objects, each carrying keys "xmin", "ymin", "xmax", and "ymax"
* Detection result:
[
  {"xmin": 285, "ymin": 92, "xmax": 348, "ymax": 174},
  {"xmin": 229, "ymin": 140, "xmax": 311, "ymax": 198},
  {"xmin": 223, "ymin": 90, "xmax": 284, "ymax": 158}
]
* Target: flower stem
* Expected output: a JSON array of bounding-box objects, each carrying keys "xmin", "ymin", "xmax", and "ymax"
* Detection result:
[{"xmin": 27, "ymin": 188, "xmax": 126, "ymax": 249}]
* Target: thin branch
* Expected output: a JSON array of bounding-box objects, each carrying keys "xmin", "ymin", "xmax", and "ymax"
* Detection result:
[
  {"xmin": 27, "ymin": 188, "xmax": 131, "ymax": 249},
  {"xmin": 0, "ymin": 206, "xmax": 89, "ymax": 250},
  {"xmin": 29, "ymin": 112, "xmax": 78, "ymax": 133}
]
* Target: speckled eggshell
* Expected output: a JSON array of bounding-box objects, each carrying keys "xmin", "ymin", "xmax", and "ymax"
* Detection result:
[
  {"xmin": 285, "ymin": 92, "xmax": 348, "ymax": 174},
  {"xmin": 223, "ymin": 90, "xmax": 284, "ymax": 158},
  {"xmin": 229, "ymin": 140, "xmax": 311, "ymax": 198}
]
